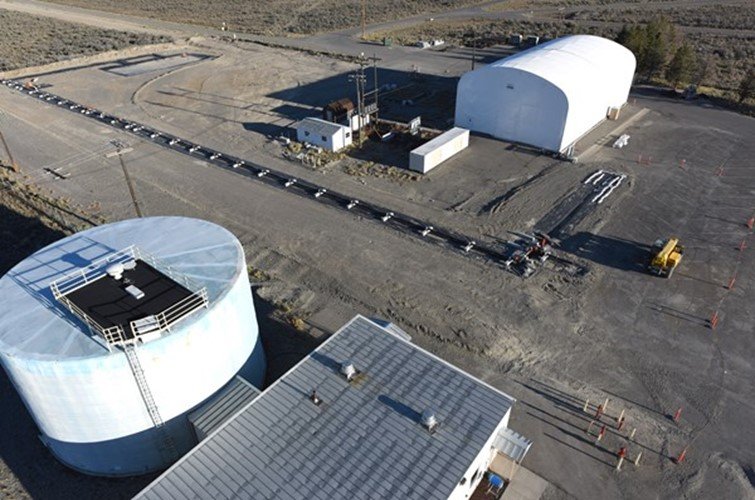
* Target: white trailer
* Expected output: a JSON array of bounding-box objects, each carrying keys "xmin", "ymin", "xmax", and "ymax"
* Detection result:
[
  {"xmin": 296, "ymin": 117, "xmax": 352, "ymax": 152},
  {"xmin": 409, "ymin": 127, "xmax": 469, "ymax": 173}
]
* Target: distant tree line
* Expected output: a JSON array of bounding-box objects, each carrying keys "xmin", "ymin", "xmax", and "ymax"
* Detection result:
[{"xmin": 615, "ymin": 17, "xmax": 754, "ymax": 103}]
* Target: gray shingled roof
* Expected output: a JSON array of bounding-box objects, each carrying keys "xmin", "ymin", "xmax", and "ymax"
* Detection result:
[{"xmin": 137, "ymin": 315, "xmax": 515, "ymax": 500}]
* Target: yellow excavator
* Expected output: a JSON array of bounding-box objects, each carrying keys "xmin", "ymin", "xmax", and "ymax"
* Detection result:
[{"xmin": 648, "ymin": 237, "xmax": 684, "ymax": 277}]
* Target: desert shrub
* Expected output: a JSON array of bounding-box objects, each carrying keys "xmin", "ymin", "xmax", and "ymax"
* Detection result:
[{"xmin": 0, "ymin": 9, "xmax": 169, "ymax": 71}]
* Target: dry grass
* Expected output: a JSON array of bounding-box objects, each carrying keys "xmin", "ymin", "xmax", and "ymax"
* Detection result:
[
  {"xmin": 46, "ymin": 0, "xmax": 486, "ymax": 36},
  {"xmin": 247, "ymin": 265, "xmax": 270, "ymax": 282},
  {"xmin": 0, "ymin": 167, "xmax": 100, "ymax": 273},
  {"xmin": 483, "ymin": 0, "xmax": 676, "ymax": 9},
  {"xmin": 367, "ymin": 18, "xmax": 609, "ymax": 48},
  {"xmin": 0, "ymin": 9, "xmax": 169, "ymax": 71},
  {"xmin": 369, "ymin": 17, "xmax": 754, "ymax": 94},
  {"xmin": 564, "ymin": 4, "xmax": 755, "ymax": 31},
  {"xmin": 343, "ymin": 161, "xmax": 422, "ymax": 182}
]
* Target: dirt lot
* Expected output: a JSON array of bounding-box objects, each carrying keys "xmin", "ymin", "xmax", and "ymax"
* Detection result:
[
  {"xmin": 0, "ymin": 9, "xmax": 169, "ymax": 71},
  {"xmin": 45, "ymin": 0, "xmax": 486, "ymax": 36}
]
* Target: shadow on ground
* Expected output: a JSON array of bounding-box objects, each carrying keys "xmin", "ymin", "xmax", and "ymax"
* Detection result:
[
  {"xmin": 267, "ymin": 68, "xmax": 457, "ymax": 129},
  {"xmin": 255, "ymin": 293, "xmax": 322, "ymax": 385},
  {"xmin": 559, "ymin": 231, "xmax": 651, "ymax": 273}
]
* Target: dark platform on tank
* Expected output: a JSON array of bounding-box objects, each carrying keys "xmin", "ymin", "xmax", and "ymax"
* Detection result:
[{"xmin": 66, "ymin": 260, "xmax": 192, "ymax": 338}]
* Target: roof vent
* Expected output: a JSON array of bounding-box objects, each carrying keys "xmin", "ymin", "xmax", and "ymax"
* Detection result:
[
  {"xmin": 340, "ymin": 361, "xmax": 357, "ymax": 381},
  {"xmin": 309, "ymin": 389, "xmax": 322, "ymax": 406},
  {"xmin": 421, "ymin": 409, "xmax": 439, "ymax": 433},
  {"xmin": 106, "ymin": 260, "xmax": 136, "ymax": 280},
  {"xmin": 106, "ymin": 263, "xmax": 125, "ymax": 280}
]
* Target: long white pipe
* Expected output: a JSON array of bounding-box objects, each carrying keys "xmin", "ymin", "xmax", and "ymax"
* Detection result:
[{"xmin": 584, "ymin": 170, "xmax": 603, "ymax": 184}]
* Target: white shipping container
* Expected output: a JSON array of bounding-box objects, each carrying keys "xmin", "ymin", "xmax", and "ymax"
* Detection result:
[{"xmin": 409, "ymin": 127, "xmax": 469, "ymax": 173}]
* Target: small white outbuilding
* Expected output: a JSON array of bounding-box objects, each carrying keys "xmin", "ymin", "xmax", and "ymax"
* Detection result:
[
  {"xmin": 455, "ymin": 35, "xmax": 636, "ymax": 154},
  {"xmin": 296, "ymin": 117, "xmax": 352, "ymax": 152}
]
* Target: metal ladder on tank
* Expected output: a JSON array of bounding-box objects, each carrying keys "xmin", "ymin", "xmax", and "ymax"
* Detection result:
[{"xmin": 123, "ymin": 343, "xmax": 179, "ymax": 463}]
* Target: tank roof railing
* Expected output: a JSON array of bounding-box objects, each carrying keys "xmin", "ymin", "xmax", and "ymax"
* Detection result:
[
  {"xmin": 49, "ymin": 245, "xmax": 209, "ymax": 350},
  {"xmin": 50, "ymin": 245, "xmax": 140, "ymax": 300}
]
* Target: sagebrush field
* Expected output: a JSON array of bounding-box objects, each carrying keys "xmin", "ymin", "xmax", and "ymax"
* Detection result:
[
  {"xmin": 46, "ymin": 0, "xmax": 485, "ymax": 36},
  {"xmin": 0, "ymin": 9, "xmax": 169, "ymax": 71}
]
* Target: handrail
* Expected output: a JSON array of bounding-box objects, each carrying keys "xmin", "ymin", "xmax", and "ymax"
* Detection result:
[
  {"xmin": 50, "ymin": 245, "xmax": 210, "ymax": 349},
  {"xmin": 51, "ymin": 245, "xmax": 138, "ymax": 298}
]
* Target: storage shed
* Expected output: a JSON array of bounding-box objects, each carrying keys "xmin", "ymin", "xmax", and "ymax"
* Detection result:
[
  {"xmin": 296, "ymin": 117, "xmax": 352, "ymax": 152},
  {"xmin": 455, "ymin": 35, "xmax": 636, "ymax": 154}
]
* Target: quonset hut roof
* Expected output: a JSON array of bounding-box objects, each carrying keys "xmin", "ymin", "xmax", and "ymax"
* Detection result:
[
  {"xmin": 455, "ymin": 34, "xmax": 636, "ymax": 152},
  {"xmin": 0, "ymin": 217, "xmax": 243, "ymax": 360},
  {"xmin": 136, "ymin": 316, "xmax": 515, "ymax": 500},
  {"xmin": 490, "ymin": 35, "xmax": 635, "ymax": 98}
]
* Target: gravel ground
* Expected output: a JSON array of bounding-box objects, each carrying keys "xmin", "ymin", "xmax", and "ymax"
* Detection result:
[{"xmin": 0, "ymin": 9, "xmax": 169, "ymax": 71}]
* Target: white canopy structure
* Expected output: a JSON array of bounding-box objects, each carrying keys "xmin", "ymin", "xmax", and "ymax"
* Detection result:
[{"xmin": 455, "ymin": 35, "xmax": 636, "ymax": 154}]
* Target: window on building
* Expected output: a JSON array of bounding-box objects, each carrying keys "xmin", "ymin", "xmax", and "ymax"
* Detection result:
[{"xmin": 321, "ymin": 135, "xmax": 327, "ymax": 142}]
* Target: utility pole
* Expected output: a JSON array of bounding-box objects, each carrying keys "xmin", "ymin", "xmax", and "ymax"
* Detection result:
[
  {"xmin": 349, "ymin": 53, "xmax": 381, "ymax": 145},
  {"xmin": 118, "ymin": 152, "xmax": 142, "ymax": 217},
  {"xmin": 349, "ymin": 64, "xmax": 366, "ymax": 145},
  {"xmin": 471, "ymin": 29, "xmax": 477, "ymax": 71},
  {"xmin": 0, "ymin": 111, "xmax": 19, "ymax": 173},
  {"xmin": 370, "ymin": 53, "xmax": 380, "ymax": 131},
  {"xmin": 361, "ymin": 0, "xmax": 366, "ymax": 40}
]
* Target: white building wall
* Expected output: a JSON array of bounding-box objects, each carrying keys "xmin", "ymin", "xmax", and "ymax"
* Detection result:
[
  {"xmin": 448, "ymin": 408, "xmax": 511, "ymax": 500},
  {"xmin": 455, "ymin": 69, "xmax": 567, "ymax": 152},
  {"xmin": 296, "ymin": 120, "xmax": 352, "ymax": 152},
  {"xmin": 297, "ymin": 127, "xmax": 333, "ymax": 150},
  {"xmin": 454, "ymin": 35, "xmax": 636, "ymax": 153}
]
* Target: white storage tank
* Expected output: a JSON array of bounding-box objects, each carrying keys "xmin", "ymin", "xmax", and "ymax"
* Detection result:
[{"xmin": 0, "ymin": 216, "xmax": 265, "ymax": 476}]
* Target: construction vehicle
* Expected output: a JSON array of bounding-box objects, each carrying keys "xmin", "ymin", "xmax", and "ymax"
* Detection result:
[{"xmin": 648, "ymin": 238, "xmax": 684, "ymax": 277}]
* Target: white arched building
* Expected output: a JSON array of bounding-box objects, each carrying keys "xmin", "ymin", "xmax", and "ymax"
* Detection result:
[{"xmin": 455, "ymin": 35, "xmax": 636, "ymax": 154}]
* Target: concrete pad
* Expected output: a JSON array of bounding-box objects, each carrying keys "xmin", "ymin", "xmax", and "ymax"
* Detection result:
[{"xmin": 501, "ymin": 467, "xmax": 549, "ymax": 500}]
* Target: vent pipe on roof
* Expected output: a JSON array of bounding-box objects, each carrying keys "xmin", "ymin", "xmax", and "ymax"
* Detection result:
[
  {"xmin": 421, "ymin": 409, "xmax": 439, "ymax": 433},
  {"xmin": 340, "ymin": 361, "xmax": 357, "ymax": 381},
  {"xmin": 309, "ymin": 389, "xmax": 322, "ymax": 406}
]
